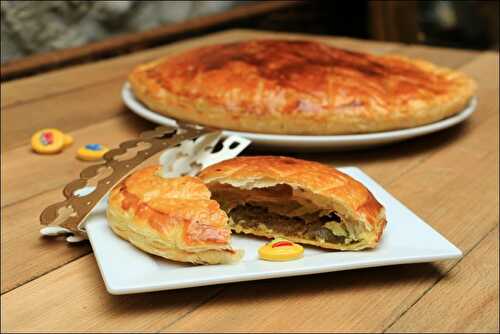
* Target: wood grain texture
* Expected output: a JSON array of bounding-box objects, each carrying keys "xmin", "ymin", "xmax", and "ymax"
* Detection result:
[
  {"xmin": 162, "ymin": 264, "xmax": 448, "ymax": 332},
  {"xmin": 1, "ymin": 187, "xmax": 92, "ymax": 294},
  {"xmin": 0, "ymin": 30, "xmax": 498, "ymax": 333},
  {"xmin": 1, "ymin": 256, "xmax": 224, "ymax": 332},
  {"xmin": 1, "ymin": 114, "xmax": 152, "ymax": 207},
  {"xmin": 387, "ymin": 227, "xmax": 499, "ymax": 333},
  {"xmin": 2, "ymin": 80, "xmax": 129, "ymax": 152}
]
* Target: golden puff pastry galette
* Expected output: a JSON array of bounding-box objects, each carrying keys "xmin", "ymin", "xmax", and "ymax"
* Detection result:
[
  {"xmin": 198, "ymin": 156, "xmax": 387, "ymax": 251},
  {"xmin": 129, "ymin": 39, "xmax": 476, "ymax": 135},
  {"xmin": 107, "ymin": 165, "xmax": 243, "ymax": 264}
]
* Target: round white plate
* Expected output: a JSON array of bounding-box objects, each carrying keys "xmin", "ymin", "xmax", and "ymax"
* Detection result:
[{"xmin": 122, "ymin": 83, "xmax": 477, "ymax": 151}]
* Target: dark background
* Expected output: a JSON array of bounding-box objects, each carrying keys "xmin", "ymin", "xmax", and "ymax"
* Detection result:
[{"xmin": 1, "ymin": 0, "xmax": 498, "ymax": 81}]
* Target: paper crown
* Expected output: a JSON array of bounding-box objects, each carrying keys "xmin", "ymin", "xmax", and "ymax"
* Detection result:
[{"xmin": 39, "ymin": 124, "xmax": 250, "ymax": 242}]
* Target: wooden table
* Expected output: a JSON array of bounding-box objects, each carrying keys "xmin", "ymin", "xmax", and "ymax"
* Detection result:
[{"xmin": 1, "ymin": 29, "xmax": 498, "ymax": 333}]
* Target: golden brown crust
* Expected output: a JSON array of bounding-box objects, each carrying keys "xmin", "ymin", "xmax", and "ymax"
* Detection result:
[
  {"xmin": 106, "ymin": 165, "xmax": 243, "ymax": 264},
  {"xmin": 129, "ymin": 39, "xmax": 476, "ymax": 135},
  {"xmin": 198, "ymin": 156, "xmax": 387, "ymax": 249}
]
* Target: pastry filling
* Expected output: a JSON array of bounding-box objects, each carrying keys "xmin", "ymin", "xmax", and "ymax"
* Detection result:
[
  {"xmin": 228, "ymin": 204, "xmax": 351, "ymax": 244},
  {"xmin": 210, "ymin": 183, "xmax": 365, "ymax": 245}
]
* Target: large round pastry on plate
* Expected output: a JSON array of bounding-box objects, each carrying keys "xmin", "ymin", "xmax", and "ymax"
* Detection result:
[
  {"xmin": 107, "ymin": 165, "xmax": 243, "ymax": 265},
  {"xmin": 129, "ymin": 39, "xmax": 476, "ymax": 135}
]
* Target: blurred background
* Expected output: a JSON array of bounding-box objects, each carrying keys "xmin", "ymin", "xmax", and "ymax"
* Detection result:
[{"xmin": 1, "ymin": 0, "xmax": 498, "ymax": 81}]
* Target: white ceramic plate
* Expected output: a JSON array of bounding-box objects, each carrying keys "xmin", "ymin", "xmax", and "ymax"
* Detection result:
[
  {"xmin": 86, "ymin": 167, "xmax": 462, "ymax": 295},
  {"xmin": 122, "ymin": 83, "xmax": 477, "ymax": 151}
]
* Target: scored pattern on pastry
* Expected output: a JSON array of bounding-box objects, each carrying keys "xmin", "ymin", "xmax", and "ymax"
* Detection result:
[
  {"xmin": 106, "ymin": 165, "xmax": 244, "ymax": 264},
  {"xmin": 129, "ymin": 39, "xmax": 476, "ymax": 135},
  {"xmin": 39, "ymin": 125, "xmax": 213, "ymax": 239}
]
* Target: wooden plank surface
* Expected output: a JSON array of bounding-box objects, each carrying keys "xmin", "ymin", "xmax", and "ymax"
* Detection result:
[
  {"xmin": 1, "ymin": 256, "xmax": 224, "ymax": 333},
  {"xmin": 2, "ymin": 115, "xmax": 151, "ymax": 207},
  {"xmin": 387, "ymin": 227, "xmax": 499, "ymax": 333},
  {"xmin": 1, "ymin": 29, "xmax": 498, "ymax": 333},
  {"xmin": 0, "ymin": 31, "xmax": 478, "ymax": 295}
]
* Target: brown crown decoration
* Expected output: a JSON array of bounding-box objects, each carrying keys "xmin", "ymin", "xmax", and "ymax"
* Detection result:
[{"xmin": 40, "ymin": 124, "xmax": 214, "ymax": 237}]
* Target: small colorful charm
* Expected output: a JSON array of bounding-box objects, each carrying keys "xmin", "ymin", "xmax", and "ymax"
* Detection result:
[
  {"xmin": 258, "ymin": 238, "xmax": 304, "ymax": 261},
  {"xmin": 77, "ymin": 144, "xmax": 109, "ymax": 161},
  {"xmin": 31, "ymin": 128, "xmax": 66, "ymax": 154}
]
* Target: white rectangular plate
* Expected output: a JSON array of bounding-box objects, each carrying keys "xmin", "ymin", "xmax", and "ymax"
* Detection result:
[{"xmin": 86, "ymin": 167, "xmax": 462, "ymax": 295}]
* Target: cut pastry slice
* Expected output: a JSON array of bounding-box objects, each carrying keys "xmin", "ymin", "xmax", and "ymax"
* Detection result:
[
  {"xmin": 107, "ymin": 165, "xmax": 243, "ymax": 264},
  {"xmin": 198, "ymin": 156, "xmax": 387, "ymax": 250}
]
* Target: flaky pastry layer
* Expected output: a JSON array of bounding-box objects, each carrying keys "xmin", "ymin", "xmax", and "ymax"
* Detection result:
[
  {"xmin": 198, "ymin": 156, "xmax": 387, "ymax": 250},
  {"xmin": 106, "ymin": 165, "xmax": 242, "ymax": 265}
]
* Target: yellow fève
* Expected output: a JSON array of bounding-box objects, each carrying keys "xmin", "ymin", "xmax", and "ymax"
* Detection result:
[
  {"xmin": 258, "ymin": 238, "xmax": 304, "ymax": 261},
  {"xmin": 77, "ymin": 146, "xmax": 109, "ymax": 161},
  {"xmin": 31, "ymin": 129, "xmax": 65, "ymax": 154}
]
